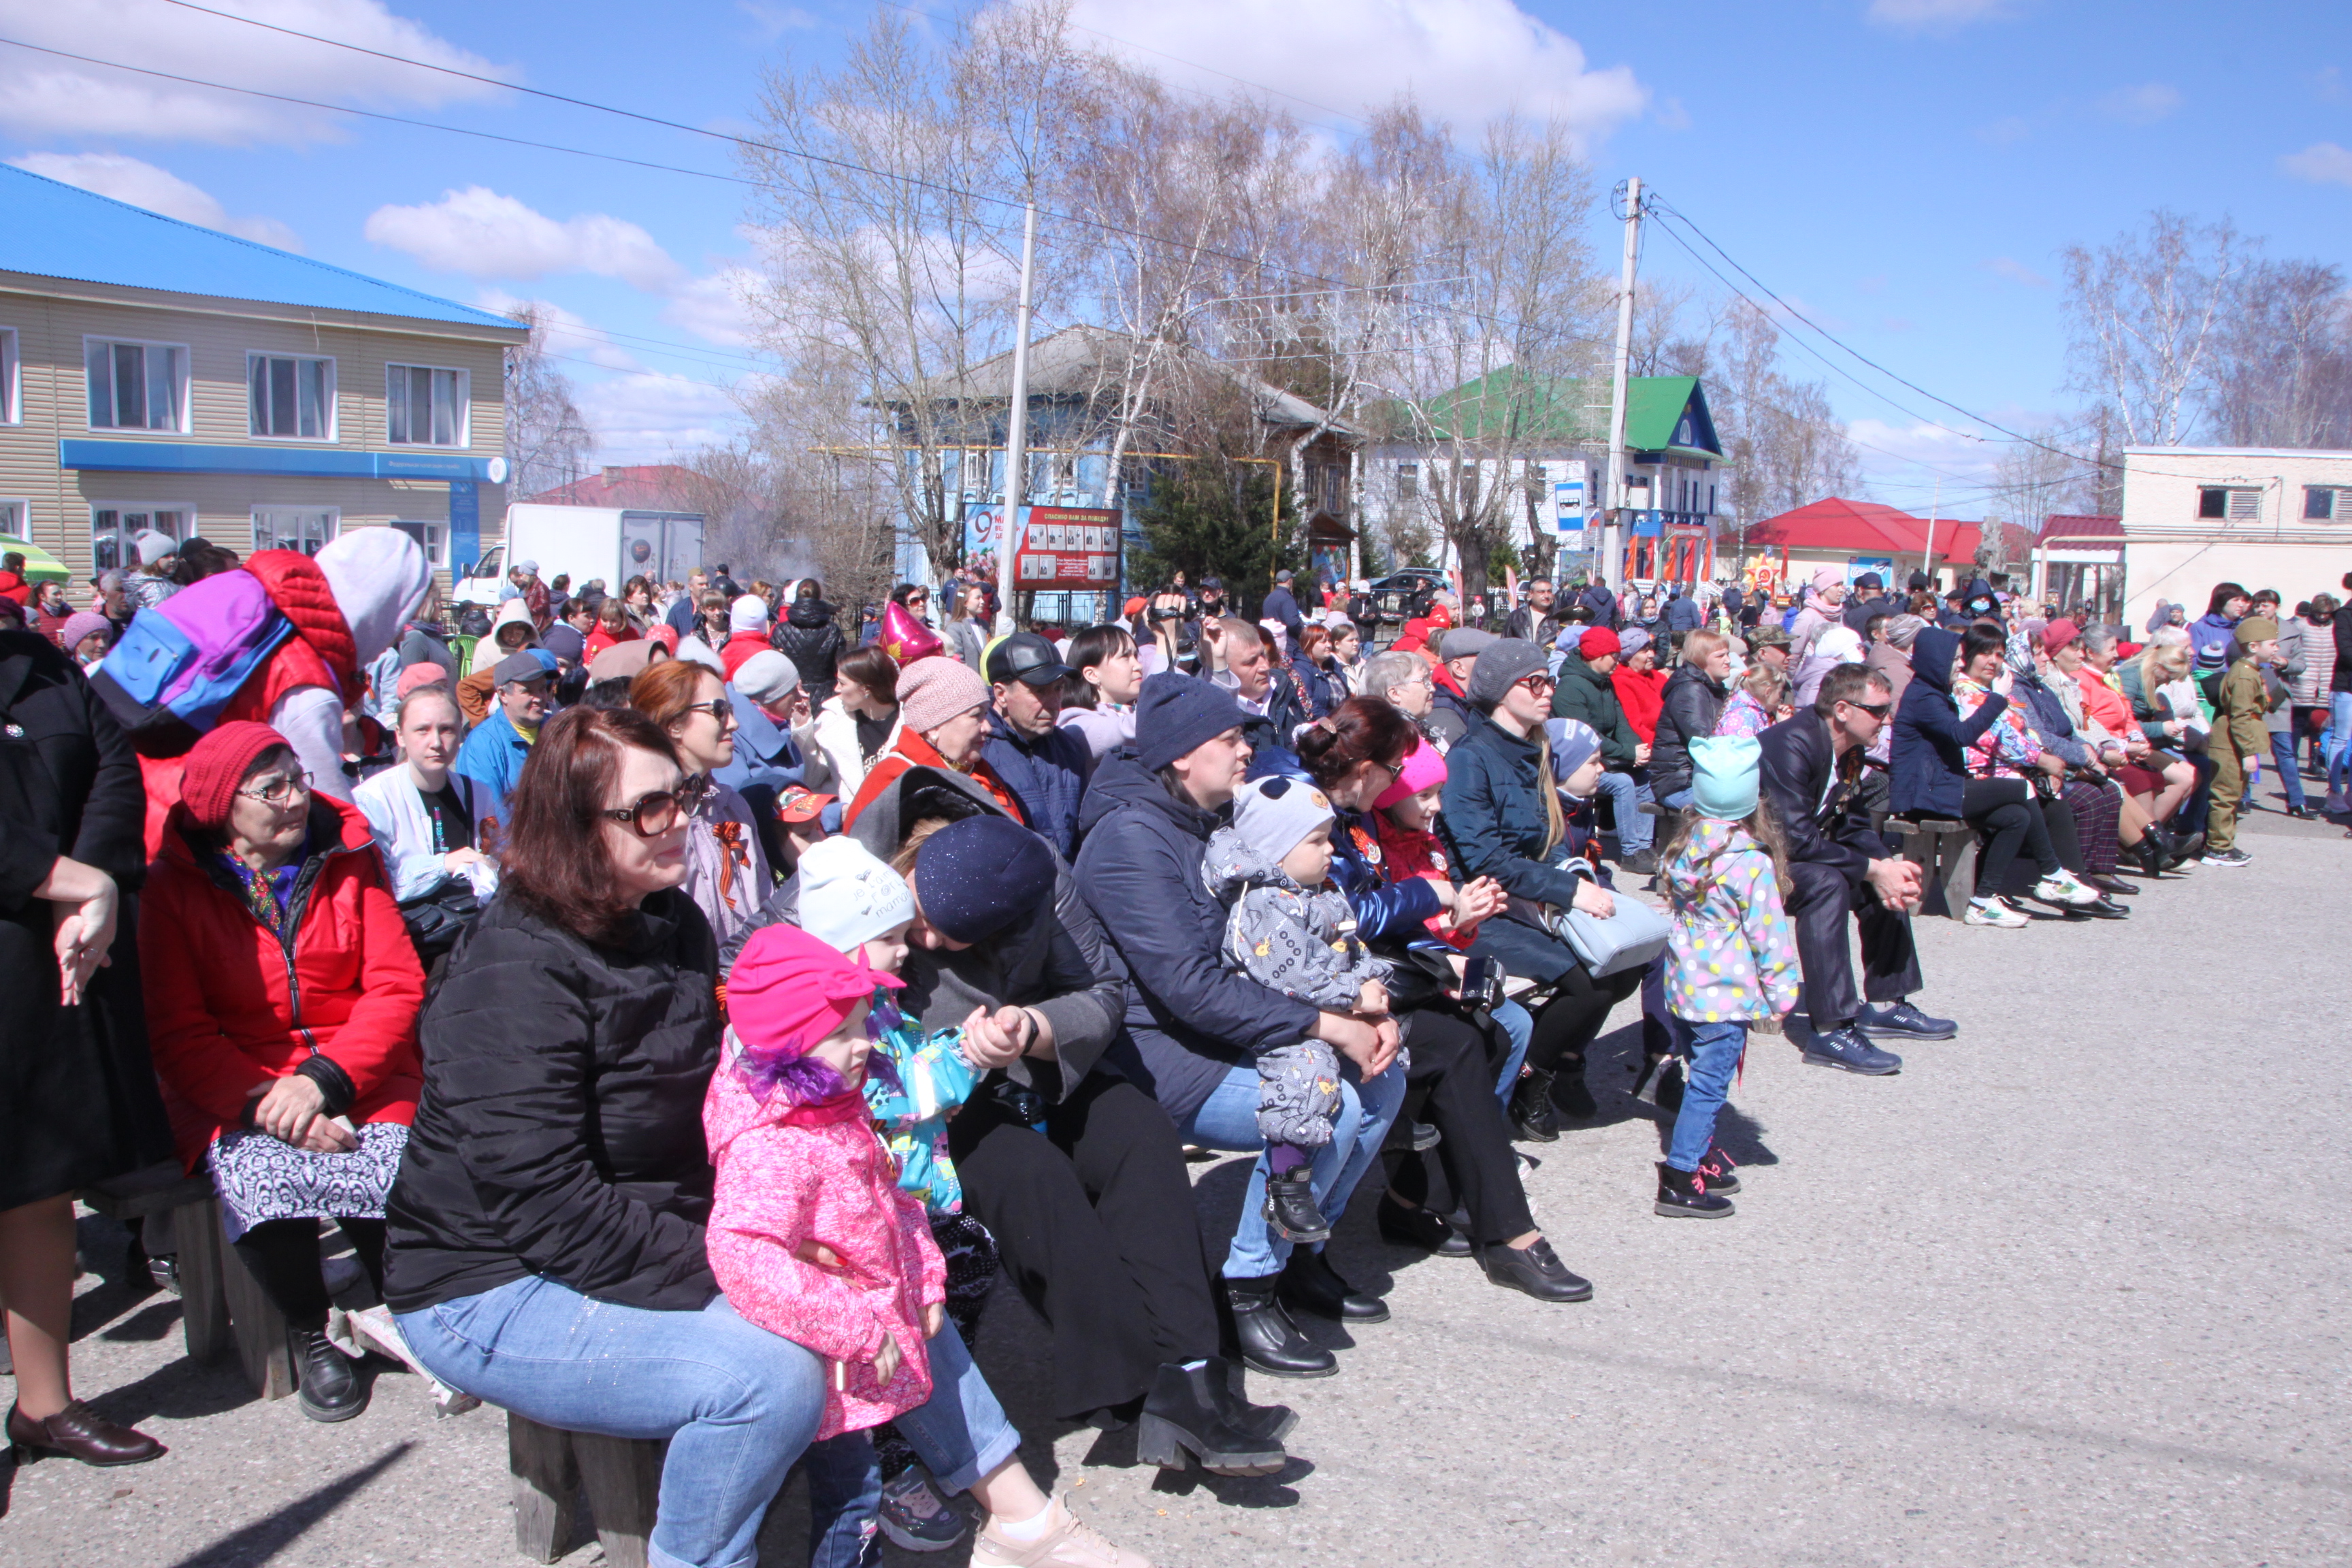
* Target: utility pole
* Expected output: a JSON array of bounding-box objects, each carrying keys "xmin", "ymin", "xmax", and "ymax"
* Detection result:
[
  {"xmin": 1920, "ymin": 475, "xmax": 1941, "ymax": 591},
  {"xmin": 995, "ymin": 199, "xmax": 1039, "ymax": 636},
  {"xmin": 1603, "ymin": 176, "xmax": 1643, "ymax": 593}
]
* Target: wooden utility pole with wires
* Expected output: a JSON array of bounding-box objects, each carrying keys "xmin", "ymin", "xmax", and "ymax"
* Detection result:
[
  {"xmin": 996, "ymin": 199, "xmax": 1041, "ymax": 635},
  {"xmin": 1604, "ymin": 176, "xmax": 1644, "ymax": 591}
]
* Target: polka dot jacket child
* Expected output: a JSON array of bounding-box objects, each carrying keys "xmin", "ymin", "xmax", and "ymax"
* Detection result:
[{"xmin": 1660, "ymin": 818, "xmax": 1800, "ymax": 1025}]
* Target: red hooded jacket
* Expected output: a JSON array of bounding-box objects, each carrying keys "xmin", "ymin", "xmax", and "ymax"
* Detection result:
[{"xmin": 140, "ymin": 794, "xmax": 425, "ymax": 1170}]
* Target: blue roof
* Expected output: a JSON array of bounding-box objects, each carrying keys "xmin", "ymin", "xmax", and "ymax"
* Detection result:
[{"xmin": 0, "ymin": 164, "xmax": 519, "ymax": 333}]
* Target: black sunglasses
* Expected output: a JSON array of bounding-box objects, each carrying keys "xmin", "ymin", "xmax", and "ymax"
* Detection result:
[
  {"xmin": 1846, "ymin": 699, "xmax": 1893, "ymax": 719},
  {"xmin": 681, "ymin": 698, "xmax": 736, "ymax": 727}
]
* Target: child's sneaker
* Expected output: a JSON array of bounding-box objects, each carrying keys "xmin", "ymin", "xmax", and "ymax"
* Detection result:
[
  {"xmin": 879, "ymin": 1465, "xmax": 970, "ymax": 1553},
  {"xmin": 1263, "ymin": 1167, "xmax": 1332, "ymax": 1244},
  {"xmin": 2200, "ymin": 846, "xmax": 2252, "ymax": 867}
]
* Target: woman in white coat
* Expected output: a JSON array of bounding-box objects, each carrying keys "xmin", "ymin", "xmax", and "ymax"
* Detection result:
[{"xmin": 355, "ymin": 682, "xmax": 499, "ymax": 981}]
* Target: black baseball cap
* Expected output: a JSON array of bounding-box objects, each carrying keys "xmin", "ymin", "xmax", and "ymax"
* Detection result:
[
  {"xmin": 986, "ymin": 632, "xmax": 1075, "ymax": 687},
  {"xmin": 1199, "ymin": 576, "xmax": 1224, "ymax": 592}
]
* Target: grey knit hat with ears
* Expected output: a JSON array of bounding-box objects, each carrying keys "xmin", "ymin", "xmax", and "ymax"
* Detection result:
[{"xmin": 1465, "ymin": 638, "xmax": 1548, "ymax": 710}]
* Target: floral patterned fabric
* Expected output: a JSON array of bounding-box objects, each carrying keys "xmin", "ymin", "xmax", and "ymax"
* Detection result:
[
  {"xmin": 1660, "ymin": 818, "xmax": 1799, "ymax": 1026},
  {"xmin": 1953, "ymin": 676, "xmax": 2041, "ymax": 779},
  {"xmin": 1713, "ymin": 689, "xmax": 1777, "ymax": 739}
]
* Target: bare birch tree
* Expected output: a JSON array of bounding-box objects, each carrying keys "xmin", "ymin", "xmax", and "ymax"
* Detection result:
[
  {"xmin": 502, "ymin": 304, "xmax": 595, "ymax": 500},
  {"xmin": 2061, "ymin": 211, "xmax": 2244, "ymax": 448}
]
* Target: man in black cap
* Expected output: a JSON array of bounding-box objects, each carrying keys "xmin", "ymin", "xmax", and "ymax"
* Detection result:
[
  {"xmin": 983, "ymin": 631, "xmax": 1096, "ymax": 855},
  {"xmin": 1262, "ymin": 568, "xmax": 1303, "ymax": 644},
  {"xmin": 454, "ymin": 651, "xmax": 553, "ymax": 813},
  {"xmin": 1842, "ymin": 571, "xmax": 1901, "ymax": 637}
]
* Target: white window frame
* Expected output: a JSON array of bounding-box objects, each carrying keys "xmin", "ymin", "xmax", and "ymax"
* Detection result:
[
  {"xmin": 251, "ymin": 506, "xmax": 340, "ymax": 557},
  {"xmin": 0, "ymin": 328, "xmax": 18, "ymax": 425},
  {"xmin": 0, "ymin": 500, "xmax": 30, "ymax": 536},
  {"xmin": 91, "ymin": 503, "xmax": 194, "ymax": 574},
  {"xmin": 83, "ymin": 336, "xmax": 191, "ymax": 435},
  {"xmin": 384, "ymin": 363, "xmax": 471, "ymax": 448},
  {"xmin": 246, "ymin": 353, "xmax": 338, "ymax": 442},
  {"xmin": 387, "ymin": 519, "xmax": 447, "ymax": 568}
]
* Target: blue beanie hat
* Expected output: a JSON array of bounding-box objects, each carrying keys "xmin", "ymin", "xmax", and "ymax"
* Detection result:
[
  {"xmin": 1544, "ymin": 717, "xmax": 1602, "ymax": 785},
  {"xmin": 1689, "ymin": 735, "xmax": 1761, "ymax": 821},
  {"xmin": 913, "ymin": 816, "xmax": 1056, "ymax": 944},
  {"xmin": 1135, "ymin": 671, "xmax": 1248, "ymax": 772}
]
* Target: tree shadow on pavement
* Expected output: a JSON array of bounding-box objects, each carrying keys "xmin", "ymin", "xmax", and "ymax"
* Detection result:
[{"xmin": 165, "ymin": 1442, "xmax": 414, "ymax": 1568}]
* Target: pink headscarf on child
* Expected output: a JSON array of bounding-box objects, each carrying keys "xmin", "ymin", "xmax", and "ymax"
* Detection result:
[{"xmin": 728, "ymin": 924, "xmax": 902, "ymax": 1103}]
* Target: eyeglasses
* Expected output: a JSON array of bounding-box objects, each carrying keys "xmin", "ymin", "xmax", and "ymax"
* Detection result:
[
  {"xmin": 238, "ymin": 772, "xmax": 313, "ymax": 808},
  {"xmin": 1516, "ymin": 674, "xmax": 1556, "ymax": 693},
  {"xmin": 681, "ymin": 698, "xmax": 736, "ymax": 728},
  {"xmin": 604, "ymin": 787, "xmax": 687, "ymax": 836}
]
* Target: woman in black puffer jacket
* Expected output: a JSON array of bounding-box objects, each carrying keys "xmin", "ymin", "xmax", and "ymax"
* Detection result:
[
  {"xmin": 386, "ymin": 706, "xmax": 828, "ymax": 1568},
  {"xmin": 772, "ymin": 580, "xmax": 845, "ymax": 703}
]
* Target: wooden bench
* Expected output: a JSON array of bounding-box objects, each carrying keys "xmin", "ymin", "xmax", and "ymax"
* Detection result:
[
  {"xmin": 1894, "ymin": 817, "xmax": 1977, "ymax": 920},
  {"xmin": 80, "ymin": 1175, "xmax": 293, "ymax": 1400},
  {"xmin": 506, "ymin": 1411, "xmax": 666, "ymax": 1568}
]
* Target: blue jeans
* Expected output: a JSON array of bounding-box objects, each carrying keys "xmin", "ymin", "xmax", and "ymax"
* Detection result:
[
  {"xmin": 395, "ymin": 1275, "xmax": 826, "ymax": 1568},
  {"xmin": 2269, "ymin": 732, "xmax": 2308, "ymax": 810},
  {"xmin": 2331, "ymin": 693, "xmax": 2352, "ymax": 798},
  {"xmin": 1595, "ymin": 769, "xmax": 1655, "ymax": 852},
  {"xmin": 1657, "ymin": 786, "xmax": 1693, "ymax": 812},
  {"xmin": 1179, "ymin": 1056, "xmax": 1405, "ymax": 1278},
  {"xmin": 801, "ymin": 1318, "xmax": 1020, "ymax": 1568},
  {"xmin": 1490, "ymin": 998, "xmax": 1531, "ymax": 1105},
  {"xmin": 1666, "ymin": 1019, "xmax": 1748, "ymax": 1172}
]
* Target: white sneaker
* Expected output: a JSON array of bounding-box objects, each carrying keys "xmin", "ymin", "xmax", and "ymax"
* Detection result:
[
  {"xmin": 2031, "ymin": 870, "xmax": 2100, "ymax": 906},
  {"xmin": 1965, "ymin": 898, "xmax": 2027, "ymax": 928},
  {"xmin": 972, "ymin": 1499, "xmax": 1154, "ymax": 1568}
]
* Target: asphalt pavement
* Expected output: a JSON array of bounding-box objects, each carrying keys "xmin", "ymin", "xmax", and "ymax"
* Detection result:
[{"xmin": 5, "ymin": 803, "xmax": 2347, "ymax": 1568}]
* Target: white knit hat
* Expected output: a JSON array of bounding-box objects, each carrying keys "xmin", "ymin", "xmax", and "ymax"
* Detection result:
[
  {"xmin": 797, "ymin": 836, "xmax": 917, "ymax": 954},
  {"xmin": 731, "ymin": 593, "xmax": 770, "ymax": 634}
]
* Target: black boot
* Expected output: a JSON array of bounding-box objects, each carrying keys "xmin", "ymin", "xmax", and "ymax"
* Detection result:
[
  {"xmin": 289, "ymin": 1326, "xmax": 368, "ymax": 1422},
  {"xmin": 1137, "ymin": 1361, "xmax": 1287, "ymax": 1476},
  {"xmin": 2134, "ymin": 826, "xmax": 2173, "ymax": 880},
  {"xmin": 1262, "ymin": 1167, "xmax": 1332, "ymax": 1245},
  {"xmin": 1211, "ymin": 1356, "xmax": 1297, "ymax": 1445},
  {"xmin": 1278, "ymin": 1247, "xmax": 1390, "ymax": 1324},
  {"xmin": 1476, "ymin": 1237, "xmax": 1593, "ymax": 1302},
  {"xmin": 1508, "ymin": 1067, "xmax": 1561, "ymax": 1141},
  {"xmin": 1554, "ymin": 1066, "xmax": 1599, "ymax": 1121},
  {"xmin": 1375, "ymin": 1194, "xmax": 1471, "ymax": 1258},
  {"xmin": 1222, "ymin": 1275, "xmax": 1336, "ymax": 1378},
  {"xmin": 1654, "ymin": 1161, "xmax": 1735, "ymax": 1219},
  {"xmin": 1695, "ymin": 1146, "xmax": 1740, "ymax": 1194}
]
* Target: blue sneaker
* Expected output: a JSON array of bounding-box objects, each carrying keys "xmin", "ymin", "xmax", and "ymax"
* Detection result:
[
  {"xmin": 879, "ymin": 1465, "xmax": 969, "ymax": 1553},
  {"xmin": 1801, "ymin": 1026, "xmax": 1902, "ymax": 1076},
  {"xmin": 1859, "ymin": 1002, "xmax": 1956, "ymax": 1041}
]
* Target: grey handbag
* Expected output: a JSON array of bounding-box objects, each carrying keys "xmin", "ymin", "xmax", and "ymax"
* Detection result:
[{"xmin": 1558, "ymin": 896, "xmax": 1672, "ymax": 978}]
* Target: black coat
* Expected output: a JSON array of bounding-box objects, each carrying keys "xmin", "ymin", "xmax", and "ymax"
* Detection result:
[
  {"xmin": 383, "ymin": 888, "xmax": 723, "ymax": 1314},
  {"xmin": 772, "ymin": 599, "xmax": 846, "ymax": 698},
  {"xmin": 1758, "ymin": 710, "xmax": 1880, "ymax": 884},
  {"xmin": 1888, "ymin": 626, "xmax": 2006, "ymax": 819},
  {"xmin": 0, "ymin": 634, "xmax": 173, "ymax": 1209},
  {"xmin": 1648, "ymin": 662, "xmax": 1728, "ymax": 799}
]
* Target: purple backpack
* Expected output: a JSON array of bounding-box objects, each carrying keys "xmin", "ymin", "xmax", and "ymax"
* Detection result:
[{"xmin": 91, "ymin": 570, "xmax": 293, "ymax": 757}]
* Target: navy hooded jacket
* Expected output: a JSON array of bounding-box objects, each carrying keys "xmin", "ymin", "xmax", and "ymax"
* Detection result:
[{"xmin": 1888, "ymin": 625, "xmax": 2008, "ymax": 819}]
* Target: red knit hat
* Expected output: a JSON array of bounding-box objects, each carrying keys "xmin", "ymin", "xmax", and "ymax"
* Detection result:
[
  {"xmin": 2042, "ymin": 618, "xmax": 2079, "ymax": 655},
  {"xmin": 1578, "ymin": 626, "xmax": 1622, "ymax": 660},
  {"xmin": 180, "ymin": 721, "xmax": 292, "ymax": 830}
]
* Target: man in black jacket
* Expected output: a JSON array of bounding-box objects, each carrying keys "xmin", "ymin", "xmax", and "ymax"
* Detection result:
[
  {"xmin": 1841, "ymin": 572, "xmax": 1901, "ymax": 636},
  {"xmin": 1505, "ymin": 578, "xmax": 1561, "ymax": 646},
  {"xmin": 1215, "ymin": 617, "xmax": 1309, "ymax": 773},
  {"xmin": 1756, "ymin": 664, "xmax": 1951, "ymax": 1075}
]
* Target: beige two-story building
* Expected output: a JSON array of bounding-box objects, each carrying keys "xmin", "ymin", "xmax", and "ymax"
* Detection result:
[
  {"xmin": 2120, "ymin": 446, "xmax": 2352, "ymax": 624},
  {"xmin": 0, "ymin": 164, "xmax": 527, "ymax": 594}
]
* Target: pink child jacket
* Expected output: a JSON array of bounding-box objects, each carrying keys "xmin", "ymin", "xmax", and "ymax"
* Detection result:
[{"xmin": 704, "ymin": 1059, "xmax": 947, "ymax": 1439}]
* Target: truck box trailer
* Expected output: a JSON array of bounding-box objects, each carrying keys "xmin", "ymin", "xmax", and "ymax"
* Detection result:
[{"xmin": 454, "ymin": 504, "xmax": 704, "ymax": 608}]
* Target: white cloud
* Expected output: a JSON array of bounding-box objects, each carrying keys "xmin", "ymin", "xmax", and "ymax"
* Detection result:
[
  {"xmin": 1654, "ymin": 97, "xmax": 1691, "ymax": 132},
  {"xmin": 576, "ymin": 372, "xmax": 745, "ymax": 463},
  {"xmin": 1865, "ymin": 0, "xmax": 2016, "ymax": 33},
  {"xmin": 1982, "ymin": 256, "xmax": 2051, "ymax": 288},
  {"xmin": 474, "ymin": 289, "xmax": 640, "ymax": 372},
  {"xmin": 1057, "ymin": 0, "xmax": 1646, "ymax": 144},
  {"xmin": 364, "ymin": 187, "xmax": 684, "ymax": 291},
  {"xmin": 662, "ymin": 267, "xmax": 764, "ymax": 347},
  {"xmin": 738, "ymin": 1, "xmax": 819, "ymax": 39},
  {"xmin": 7, "ymin": 150, "xmax": 302, "ymax": 248},
  {"xmin": 2281, "ymin": 141, "xmax": 2352, "ymax": 188},
  {"xmin": 1846, "ymin": 417, "xmax": 2004, "ymax": 498},
  {"xmin": 2097, "ymin": 82, "xmax": 2181, "ymax": 126},
  {"xmin": 0, "ymin": 0, "xmax": 507, "ymax": 146}
]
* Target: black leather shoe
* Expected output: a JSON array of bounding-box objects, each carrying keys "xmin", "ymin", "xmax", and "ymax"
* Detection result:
[
  {"xmin": 1507, "ymin": 1067, "xmax": 1561, "ymax": 1141},
  {"xmin": 1210, "ymin": 1356, "xmax": 1297, "ymax": 1446},
  {"xmin": 1278, "ymin": 1247, "xmax": 1390, "ymax": 1324},
  {"xmin": 290, "ymin": 1327, "xmax": 368, "ymax": 1423},
  {"xmin": 1801, "ymin": 1026, "xmax": 1902, "ymax": 1076},
  {"xmin": 1654, "ymin": 1161, "xmax": 1736, "ymax": 1218},
  {"xmin": 1858, "ymin": 1001, "xmax": 1956, "ymax": 1041},
  {"xmin": 1376, "ymin": 1195, "xmax": 1471, "ymax": 1258},
  {"xmin": 1138, "ymin": 1361, "xmax": 1287, "ymax": 1475},
  {"xmin": 1477, "ymin": 1238, "xmax": 1593, "ymax": 1303},
  {"xmin": 5, "ymin": 1401, "xmax": 165, "ymax": 1467},
  {"xmin": 1222, "ymin": 1275, "xmax": 1335, "ymax": 1378},
  {"xmin": 1262, "ymin": 1167, "xmax": 1332, "ymax": 1245},
  {"xmin": 2286, "ymin": 804, "xmax": 2315, "ymax": 820}
]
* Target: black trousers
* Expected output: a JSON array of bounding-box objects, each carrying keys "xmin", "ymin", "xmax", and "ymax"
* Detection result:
[
  {"xmin": 1786, "ymin": 859, "xmax": 1923, "ymax": 1032},
  {"xmin": 1386, "ymin": 1007, "xmax": 1537, "ymax": 1247},
  {"xmin": 948, "ymin": 1073, "xmax": 1220, "ymax": 1420},
  {"xmin": 1963, "ymin": 777, "xmax": 2059, "ymax": 890},
  {"xmin": 233, "ymin": 1216, "xmax": 386, "ymax": 1332},
  {"xmin": 1526, "ymin": 964, "xmax": 1646, "ymax": 1082}
]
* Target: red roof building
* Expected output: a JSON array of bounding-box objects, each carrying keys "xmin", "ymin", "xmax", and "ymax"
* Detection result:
[
  {"xmin": 1746, "ymin": 496, "xmax": 1993, "ymax": 563},
  {"xmin": 521, "ymin": 464, "xmax": 702, "ymax": 508}
]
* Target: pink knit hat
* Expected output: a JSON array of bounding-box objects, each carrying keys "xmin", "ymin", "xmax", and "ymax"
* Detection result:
[
  {"xmin": 395, "ymin": 663, "xmax": 450, "ymax": 701},
  {"xmin": 896, "ymin": 655, "xmax": 990, "ymax": 735},
  {"xmin": 1374, "ymin": 738, "xmax": 1448, "ymax": 811},
  {"xmin": 728, "ymin": 922, "xmax": 902, "ymax": 1061}
]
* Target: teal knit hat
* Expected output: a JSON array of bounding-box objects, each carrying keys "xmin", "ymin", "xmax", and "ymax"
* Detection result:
[{"xmin": 1689, "ymin": 735, "xmax": 1761, "ymax": 821}]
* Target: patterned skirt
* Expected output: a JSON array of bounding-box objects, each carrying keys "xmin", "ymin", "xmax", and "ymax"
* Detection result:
[
  {"xmin": 206, "ymin": 1121, "xmax": 408, "ymax": 1242},
  {"xmin": 2062, "ymin": 779, "xmax": 2122, "ymax": 875}
]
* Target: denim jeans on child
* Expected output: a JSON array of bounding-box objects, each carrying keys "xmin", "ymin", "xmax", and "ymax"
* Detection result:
[
  {"xmin": 800, "ymin": 1317, "xmax": 1021, "ymax": 1568},
  {"xmin": 1180, "ymin": 1056, "xmax": 1405, "ymax": 1279},
  {"xmin": 1594, "ymin": 769, "xmax": 1656, "ymax": 853},
  {"xmin": 1666, "ymin": 1019, "xmax": 1748, "ymax": 1172},
  {"xmin": 1490, "ymin": 998, "xmax": 1531, "ymax": 1105},
  {"xmin": 394, "ymin": 1275, "xmax": 827, "ymax": 1568}
]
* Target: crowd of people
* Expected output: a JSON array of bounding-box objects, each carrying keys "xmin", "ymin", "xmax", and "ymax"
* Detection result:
[{"xmin": 5, "ymin": 534, "xmax": 2349, "ymax": 1568}]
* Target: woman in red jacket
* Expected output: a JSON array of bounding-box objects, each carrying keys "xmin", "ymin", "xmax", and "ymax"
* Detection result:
[{"xmin": 142, "ymin": 721, "xmax": 425, "ymax": 1424}]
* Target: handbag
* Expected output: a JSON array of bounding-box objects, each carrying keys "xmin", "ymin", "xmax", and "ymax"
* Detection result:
[
  {"xmin": 1557, "ymin": 896, "xmax": 1671, "ymax": 979},
  {"xmin": 397, "ymin": 875, "xmax": 481, "ymax": 960}
]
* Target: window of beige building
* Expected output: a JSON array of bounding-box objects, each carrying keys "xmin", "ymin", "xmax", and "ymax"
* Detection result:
[
  {"xmin": 252, "ymin": 507, "xmax": 338, "ymax": 556},
  {"xmin": 248, "ymin": 353, "xmax": 336, "ymax": 441},
  {"xmin": 85, "ymin": 338, "xmax": 190, "ymax": 433},
  {"xmin": 385, "ymin": 364, "xmax": 469, "ymax": 446},
  {"xmin": 93, "ymin": 504, "xmax": 191, "ymax": 572}
]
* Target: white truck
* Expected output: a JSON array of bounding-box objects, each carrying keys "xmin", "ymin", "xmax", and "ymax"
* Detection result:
[{"xmin": 453, "ymin": 504, "xmax": 706, "ymax": 610}]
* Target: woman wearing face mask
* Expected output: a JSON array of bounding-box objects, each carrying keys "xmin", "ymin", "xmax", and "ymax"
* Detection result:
[
  {"xmin": 61, "ymin": 609, "xmax": 114, "ymax": 671},
  {"xmin": 632, "ymin": 659, "xmax": 772, "ymax": 951},
  {"xmin": 355, "ymin": 683, "xmax": 501, "ymax": 981}
]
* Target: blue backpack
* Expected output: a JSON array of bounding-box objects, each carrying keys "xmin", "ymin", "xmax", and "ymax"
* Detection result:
[{"xmin": 91, "ymin": 570, "xmax": 293, "ymax": 757}]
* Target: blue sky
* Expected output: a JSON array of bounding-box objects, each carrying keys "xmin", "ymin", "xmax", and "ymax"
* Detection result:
[{"xmin": 4, "ymin": 0, "xmax": 2345, "ymax": 519}]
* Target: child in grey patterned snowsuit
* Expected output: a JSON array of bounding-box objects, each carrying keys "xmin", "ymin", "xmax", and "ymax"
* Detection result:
[{"xmin": 1204, "ymin": 775, "xmax": 1393, "ymax": 1242}]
